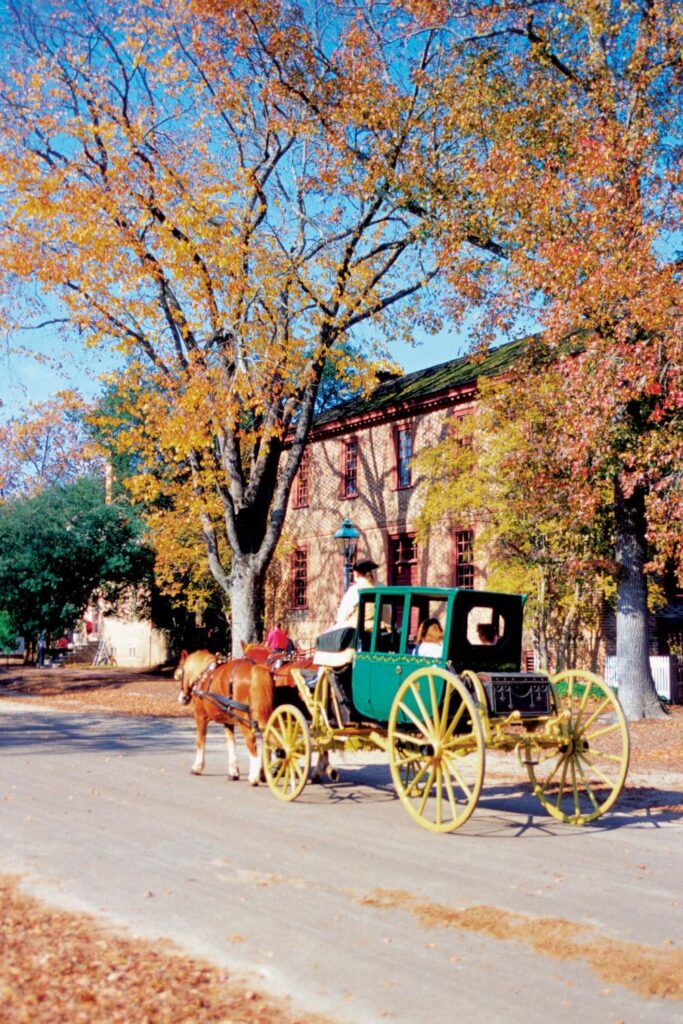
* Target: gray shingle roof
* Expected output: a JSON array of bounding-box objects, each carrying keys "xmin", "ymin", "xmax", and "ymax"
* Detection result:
[{"xmin": 314, "ymin": 335, "xmax": 528, "ymax": 427}]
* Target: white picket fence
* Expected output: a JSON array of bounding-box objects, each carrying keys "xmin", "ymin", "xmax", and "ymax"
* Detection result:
[{"xmin": 604, "ymin": 655, "xmax": 681, "ymax": 703}]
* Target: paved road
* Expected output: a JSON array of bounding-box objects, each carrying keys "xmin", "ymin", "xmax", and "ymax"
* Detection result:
[{"xmin": 1, "ymin": 701, "xmax": 681, "ymax": 1024}]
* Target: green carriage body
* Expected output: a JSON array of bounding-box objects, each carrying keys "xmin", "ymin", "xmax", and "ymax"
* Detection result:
[{"xmin": 351, "ymin": 585, "xmax": 528, "ymax": 723}]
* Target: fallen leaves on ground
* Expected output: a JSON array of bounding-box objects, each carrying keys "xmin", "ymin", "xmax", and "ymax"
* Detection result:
[
  {"xmin": 0, "ymin": 876, "xmax": 330, "ymax": 1024},
  {"xmin": 357, "ymin": 890, "xmax": 683, "ymax": 1001}
]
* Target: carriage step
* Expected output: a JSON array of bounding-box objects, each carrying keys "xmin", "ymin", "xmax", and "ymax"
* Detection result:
[{"xmin": 515, "ymin": 743, "xmax": 540, "ymax": 767}]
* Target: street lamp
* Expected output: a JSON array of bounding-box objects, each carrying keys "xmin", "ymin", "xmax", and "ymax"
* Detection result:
[{"xmin": 334, "ymin": 518, "xmax": 360, "ymax": 591}]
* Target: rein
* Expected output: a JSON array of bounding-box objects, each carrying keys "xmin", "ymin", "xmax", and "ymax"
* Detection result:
[
  {"xmin": 192, "ymin": 688, "xmax": 257, "ymax": 731},
  {"xmin": 181, "ymin": 654, "xmax": 258, "ymax": 730}
]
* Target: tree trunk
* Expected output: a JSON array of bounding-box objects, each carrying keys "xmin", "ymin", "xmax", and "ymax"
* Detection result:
[
  {"xmin": 614, "ymin": 478, "xmax": 666, "ymax": 720},
  {"xmin": 556, "ymin": 581, "xmax": 581, "ymax": 672},
  {"xmin": 534, "ymin": 570, "xmax": 550, "ymax": 670},
  {"xmin": 229, "ymin": 557, "xmax": 266, "ymax": 658}
]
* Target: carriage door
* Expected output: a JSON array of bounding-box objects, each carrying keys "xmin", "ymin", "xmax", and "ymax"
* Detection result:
[{"xmin": 353, "ymin": 593, "xmax": 411, "ymax": 722}]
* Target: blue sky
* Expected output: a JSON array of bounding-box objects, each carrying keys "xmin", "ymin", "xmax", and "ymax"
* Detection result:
[{"xmin": 0, "ymin": 324, "xmax": 473, "ymax": 422}]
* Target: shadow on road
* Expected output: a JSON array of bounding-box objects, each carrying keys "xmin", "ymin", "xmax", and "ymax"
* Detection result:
[
  {"xmin": 0, "ymin": 710, "xmax": 188, "ymax": 756},
  {"xmin": 298, "ymin": 764, "xmax": 683, "ymax": 832}
]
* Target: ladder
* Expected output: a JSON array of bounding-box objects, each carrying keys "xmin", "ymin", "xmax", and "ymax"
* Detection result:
[{"xmin": 92, "ymin": 639, "xmax": 116, "ymax": 666}]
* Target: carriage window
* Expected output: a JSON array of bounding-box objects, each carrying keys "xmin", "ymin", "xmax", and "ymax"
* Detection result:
[
  {"xmin": 466, "ymin": 607, "xmax": 505, "ymax": 646},
  {"xmin": 375, "ymin": 599, "xmax": 405, "ymax": 653},
  {"xmin": 357, "ymin": 595, "xmax": 406, "ymax": 652},
  {"xmin": 408, "ymin": 597, "xmax": 448, "ymax": 654},
  {"xmin": 357, "ymin": 595, "xmax": 376, "ymax": 651}
]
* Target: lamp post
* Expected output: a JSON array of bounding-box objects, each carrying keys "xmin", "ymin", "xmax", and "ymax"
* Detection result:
[{"xmin": 334, "ymin": 518, "xmax": 360, "ymax": 591}]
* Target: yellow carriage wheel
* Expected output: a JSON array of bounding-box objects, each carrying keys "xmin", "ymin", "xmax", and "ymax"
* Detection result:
[
  {"xmin": 263, "ymin": 705, "xmax": 311, "ymax": 802},
  {"xmin": 388, "ymin": 667, "xmax": 485, "ymax": 834},
  {"xmin": 528, "ymin": 670, "xmax": 630, "ymax": 824}
]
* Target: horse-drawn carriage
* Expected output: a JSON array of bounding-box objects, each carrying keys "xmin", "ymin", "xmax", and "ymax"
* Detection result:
[{"xmin": 262, "ymin": 586, "xmax": 630, "ymax": 833}]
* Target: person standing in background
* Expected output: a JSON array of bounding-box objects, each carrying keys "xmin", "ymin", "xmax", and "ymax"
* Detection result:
[
  {"xmin": 266, "ymin": 622, "xmax": 294, "ymax": 653},
  {"xmin": 37, "ymin": 631, "xmax": 47, "ymax": 667}
]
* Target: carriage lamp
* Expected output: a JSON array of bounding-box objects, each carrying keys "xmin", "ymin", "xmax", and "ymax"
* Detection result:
[{"xmin": 334, "ymin": 518, "xmax": 360, "ymax": 590}]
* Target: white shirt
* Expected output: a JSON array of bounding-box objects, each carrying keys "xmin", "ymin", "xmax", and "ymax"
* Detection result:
[
  {"xmin": 416, "ymin": 641, "xmax": 443, "ymax": 658},
  {"xmin": 335, "ymin": 575, "xmax": 373, "ymax": 627}
]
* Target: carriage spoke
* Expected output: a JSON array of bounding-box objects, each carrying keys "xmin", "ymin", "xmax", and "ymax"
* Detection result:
[
  {"xmin": 576, "ymin": 696, "xmax": 613, "ymax": 736},
  {"xmin": 428, "ymin": 673, "xmax": 441, "ymax": 730},
  {"xmin": 583, "ymin": 719, "xmax": 622, "ymax": 743},
  {"xmin": 578, "ymin": 752, "xmax": 620, "ymax": 791},
  {"xmin": 417, "ymin": 766, "xmax": 437, "ymax": 818},
  {"xmin": 404, "ymin": 759, "xmax": 431, "ymax": 798},
  {"xmin": 575, "ymin": 756, "xmax": 602, "ymax": 813},
  {"xmin": 439, "ymin": 680, "xmax": 454, "ymax": 734},
  {"xmin": 435, "ymin": 766, "xmax": 444, "ymax": 827},
  {"xmin": 445, "ymin": 754, "xmax": 476, "ymax": 804},
  {"xmin": 396, "ymin": 699, "xmax": 433, "ymax": 742},
  {"xmin": 442, "ymin": 763, "xmax": 461, "ymax": 819},
  {"xmin": 408, "ymin": 683, "xmax": 436, "ymax": 737},
  {"xmin": 552, "ymin": 756, "xmax": 570, "ymax": 809},
  {"xmin": 442, "ymin": 698, "xmax": 469, "ymax": 742}
]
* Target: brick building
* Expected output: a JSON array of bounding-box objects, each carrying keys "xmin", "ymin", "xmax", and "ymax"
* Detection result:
[{"xmin": 265, "ymin": 338, "xmax": 525, "ymax": 650}]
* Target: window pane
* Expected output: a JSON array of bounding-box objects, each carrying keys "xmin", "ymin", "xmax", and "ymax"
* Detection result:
[
  {"xmin": 396, "ymin": 426, "xmax": 412, "ymax": 488},
  {"xmin": 390, "ymin": 533, "xmax": 417, "ymax": 585},
  {"xmin": 294, "ymin": 451, "xmax": 310, "ymax": 507},
  {"xmin": 343, "ymin": 438, "xmax": 359, "ymax": 497},
  {"xmin": 292, "ymin": 548, "xmax": 308, "ymax": 608},
  {"xmin": 454, "ymin": 529, "xmax": 475, "ymax": 589}
]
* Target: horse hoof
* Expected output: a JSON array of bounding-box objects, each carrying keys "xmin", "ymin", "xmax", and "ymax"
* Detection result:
[
  {"xmin": 191, "ymin": 767, "xmax": 203, "ymax": 776},
  {"xmin": 249, "ymin": 778, "xmax": 259, "ymax": 787}
]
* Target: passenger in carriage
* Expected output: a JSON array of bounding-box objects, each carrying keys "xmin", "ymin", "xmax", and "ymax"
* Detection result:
[
  {"xmin": 415, "ymin": 618, "xmax": 444, "ymax": 658},
  {"xmin": 476, "ymin": 622, "xmax": 499, "ymax": 645}
]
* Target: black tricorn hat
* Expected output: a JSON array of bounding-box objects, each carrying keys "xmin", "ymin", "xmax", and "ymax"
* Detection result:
[{"xmin": 353, "ymin": 559, "xmax": 379, "ymax": 574}]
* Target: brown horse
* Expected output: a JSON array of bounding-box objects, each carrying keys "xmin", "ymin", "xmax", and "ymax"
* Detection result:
[{"xmin": 174, "ymin": 650, "xmax": 274, "ymax": 785}]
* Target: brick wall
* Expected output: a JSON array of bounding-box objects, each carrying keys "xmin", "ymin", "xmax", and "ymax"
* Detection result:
[{"xmin": 265, "ymin": 397, "xmax": 485, "ymax": 650}]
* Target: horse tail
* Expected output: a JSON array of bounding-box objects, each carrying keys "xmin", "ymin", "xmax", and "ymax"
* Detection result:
[{"xmin": 249, "ymin": 662, "xmax": 274, "ymax": 730}]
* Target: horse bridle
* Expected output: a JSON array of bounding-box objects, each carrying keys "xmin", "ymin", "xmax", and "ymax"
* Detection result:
[{"xmin": 177, "ymin": 656, "xmax": 228, "ymax": 705}]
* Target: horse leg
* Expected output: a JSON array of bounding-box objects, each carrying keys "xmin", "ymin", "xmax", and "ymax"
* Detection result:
[
  {"xmin": 245, "ymin": 662, "xmax": 274, "ymax": 785},
  {"xmin": 311, "ymin": 749, "xmax": 338, "ymax": 783},
  {"xmin": 191, "ymin": 707, "xmax": 207, "ymax": 775},
  {"xmin": 240, "ymin": 725, "xmax": 262, "ymax": 786},
  {"xmin": 224, "ymin": 725, "xmax": 239, "ymax": 781}
]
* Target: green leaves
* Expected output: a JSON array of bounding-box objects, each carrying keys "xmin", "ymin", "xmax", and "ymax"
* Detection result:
[{"xmin": 0, "ymin": 477, "xmax": 151, "ymax": 641}]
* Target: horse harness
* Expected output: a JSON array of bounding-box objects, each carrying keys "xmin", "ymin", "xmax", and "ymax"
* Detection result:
[{"xmin": 181, "ymin": 656, "xmax": 258, "ymax": 731}]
